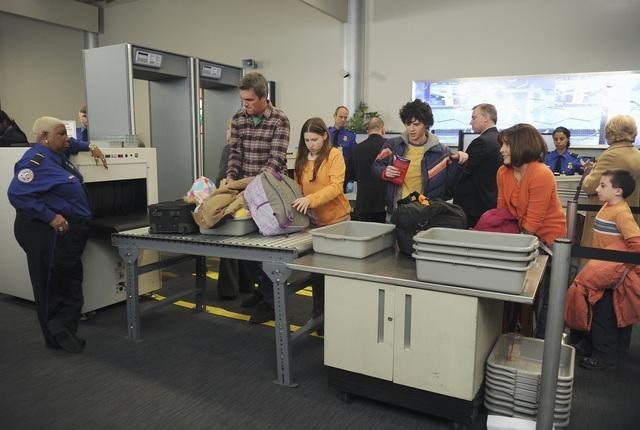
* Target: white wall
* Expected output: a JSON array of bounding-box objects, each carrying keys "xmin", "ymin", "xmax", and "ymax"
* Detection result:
[
  {"xmin": 366, "ymin": 0, "xmax": 640, "ymax": 132},
  {"xmin": 99, "ymin": 0, "xmax": 345, "ymax": 144},
  {"xmin": 0, "ymin": 12, "xmax": 87, "ymax": 137}
]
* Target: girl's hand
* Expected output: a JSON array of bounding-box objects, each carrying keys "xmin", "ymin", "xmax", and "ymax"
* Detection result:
[{"xmin": 292, "ymin": 197, "xmax": 311, "ymax": 214}]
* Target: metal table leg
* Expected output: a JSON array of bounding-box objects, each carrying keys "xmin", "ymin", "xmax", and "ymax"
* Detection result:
[
  {"xmin": 117, "ymin": 244, "xmax": 142, "ymax": 341},
  {"xmin": 262, "ymin": 261, "xmax": 296, "ymax": 387},
  {"xmin": 537, "ymin": 239, "xmax": 571, "ymax": 430},
  {"xmin": 194, "ymin": 256, "xmax": 207, "ymax": 312}
]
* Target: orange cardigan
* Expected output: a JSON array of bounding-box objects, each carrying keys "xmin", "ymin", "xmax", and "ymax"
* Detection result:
[
  {"xmin": 497, "ymin": 161, "xmax": 566, "ymax": 245},
  {"xmin": 296, "ymin": 147, "xmax": 351, "ymax": 226}
]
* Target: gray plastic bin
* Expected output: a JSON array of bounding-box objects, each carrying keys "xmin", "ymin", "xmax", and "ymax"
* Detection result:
[
  {"xmin": 413, "ymin": 228, "xmax": 539, "ymax": 259},
  {"xmin": 413, "ymin": 243, "xmax": 538, "ymax": 268},
  {"xmin": 310, "ymin": 221, "xmax": 395, "ymax": 258},
  {"xmin": 200, "ymin": 218, "xmax": 258, "ymax": 236},
  {"xmin": 412, "ymin": 253, "xmax": 533, "ymax": 294}
]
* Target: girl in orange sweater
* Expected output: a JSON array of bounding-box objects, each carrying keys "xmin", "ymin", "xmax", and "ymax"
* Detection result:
[{"xmin": 292, "ymin": 117, "xmax": 351, "ymax": 321}]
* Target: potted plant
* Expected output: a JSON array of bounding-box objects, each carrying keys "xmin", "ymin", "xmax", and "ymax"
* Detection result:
[{"xmin": 347, "ymin": 102, "xmax": 378, "ymax": 134}]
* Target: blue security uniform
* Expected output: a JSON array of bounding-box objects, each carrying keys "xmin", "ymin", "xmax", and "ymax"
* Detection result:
[
  {"xmin": 7, "ymin": 143, "xmax": 92, "ymax": 349},
  {"xmin": 328, "ymin": 126, "xmax": 356, "ymax": 192},
  {"xmin": 328, "ymin": 126, "xmax": 357, "ymax": 167},
  {"xmin": 76, "ymin": 126, "xmax": 88, "ymax": 143},
  {"xmin": 545, "ymin": 150, "xmax": 584, "ymax": 175}
]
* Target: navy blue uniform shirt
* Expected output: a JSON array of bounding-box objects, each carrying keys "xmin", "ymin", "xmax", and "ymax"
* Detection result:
[
  {"xmin": 7, "ymin": 143, "xmax": 91, "ymax": 223},
  {"xmin": 328, "ymin": 126, "xmax": 357, "ymax": 166},
  {"xmin": 545, "ymin": 150, "xmax": 584, "ymax": 175}
]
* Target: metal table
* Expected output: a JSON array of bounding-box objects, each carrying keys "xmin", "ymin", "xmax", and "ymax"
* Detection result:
[
  {"xmin": 288, "ymin": 249, "xmax": 549, "ymax": 424},
  {"xmin": 112, "ymin": 228, "xmax": 313, "ymax": 387},
  {"xmin": 288, "ymin": 249, "xmax": 547, "ymax": 304}
]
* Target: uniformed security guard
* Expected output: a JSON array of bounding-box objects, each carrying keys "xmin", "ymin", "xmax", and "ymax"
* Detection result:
[
  {"xmin": 7, "ymin": 116, "xmax": 107, "ymax": 353},
  {"xmin": 545, "ymin": 126, "xmax": 584, "ymax": 175}
]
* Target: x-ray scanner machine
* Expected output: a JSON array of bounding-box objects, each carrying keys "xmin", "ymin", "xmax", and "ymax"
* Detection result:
[{"xmin": 0, "ymin": 147, "xmax": 161, "ymax": 312}]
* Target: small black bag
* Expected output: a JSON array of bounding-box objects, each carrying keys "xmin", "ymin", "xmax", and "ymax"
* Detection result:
[
  {"xmin": 148, "ymin": 200, "xmax": 198, "ymax": 234},
  {"xmin": 391, "ymin": 192, "xmax": 468, "ymax": 256}
]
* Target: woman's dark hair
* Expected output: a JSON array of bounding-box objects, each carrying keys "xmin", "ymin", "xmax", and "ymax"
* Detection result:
[
  {"xmin": 399, "ymin": 99, "xmax": 434, "ymax": 128},
  {"xmin": 498, "ymin": 123, "xmax": 547, "ymax": 167},
  {"xmin": 552, "ymin": 126, "xmax": 571, "ymax": 148},
  {"xmin": 294, "ymin": 117, "xmax": 332, "ymax": 182}
]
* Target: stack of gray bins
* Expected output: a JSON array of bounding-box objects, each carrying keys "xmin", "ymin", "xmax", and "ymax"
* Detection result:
[
  {"xmin": 485, "ymin": 333, "xmax": 575, "ymax": 428},
  {"xmin": 412, "ymin": 228, "xmax": 539, "ymax": 294}
]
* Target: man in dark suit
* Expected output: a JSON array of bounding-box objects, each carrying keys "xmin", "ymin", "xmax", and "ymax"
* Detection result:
[
  {"xmin": 453, "ymin": 103, "xmax": 502, "ymax": 227},
  {"xmin": 347, "ymin": 116, "xmax": 387, "ymax": 223}
]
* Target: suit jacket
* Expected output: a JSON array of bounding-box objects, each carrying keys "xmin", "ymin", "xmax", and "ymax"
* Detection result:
[
  {"xmin": 453, "ymin": 127, "xmax": 502, "ymax": 219},
  {"xmin": 347, "ymin": 133, "xmax": 387, "ymax": 215}
]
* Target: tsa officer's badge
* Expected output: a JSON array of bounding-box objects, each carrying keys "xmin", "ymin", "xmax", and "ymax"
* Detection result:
[{"xmin": 17, "ymin": 169, "xmax": 34, "ymax": 183}]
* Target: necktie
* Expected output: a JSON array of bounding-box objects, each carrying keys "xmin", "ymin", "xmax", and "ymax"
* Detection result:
[{"xmin": 554, "ymin": 155, "xmax": 562, "ymax": 174}]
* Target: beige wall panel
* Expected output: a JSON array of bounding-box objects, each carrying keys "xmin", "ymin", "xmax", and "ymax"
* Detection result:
[
  {"xmin": 366, "ymin": 0, "xmax": 640, "ymax": 132},
  {"xmin": 0, "ymin": 12, "xmax": 85, "ymax": 139},
  {"xmin": 100, "ymin": 0, "xmax": 344, "ymax": 144}
]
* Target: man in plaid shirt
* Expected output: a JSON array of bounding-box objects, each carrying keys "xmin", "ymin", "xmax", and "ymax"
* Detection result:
[
  {"xmin": 221, "ymin": 72, "xmax": 291, "ymax": 324},
  {"xmin": 226, "ymin": 72, "xmax": 289, "ymax": 180}
]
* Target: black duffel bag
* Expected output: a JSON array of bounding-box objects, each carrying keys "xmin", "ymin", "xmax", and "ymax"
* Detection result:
[{"xmin": 391, "ymin": 192, "xmax": 468, "ymax": 256}]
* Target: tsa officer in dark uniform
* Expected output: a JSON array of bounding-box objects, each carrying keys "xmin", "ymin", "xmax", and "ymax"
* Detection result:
[
  {"xmin": 545, "ymin": 126, "xmax": 583, "ymax": 175},
  {"xmin": 7, "ymin": 116, "xmax": 107, "ymax": 352}
]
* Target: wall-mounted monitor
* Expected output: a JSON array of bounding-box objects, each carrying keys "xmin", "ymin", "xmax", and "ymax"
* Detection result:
[{"xmin": 414, "ymin": 70, "xmax": 640, "ymax": 147}]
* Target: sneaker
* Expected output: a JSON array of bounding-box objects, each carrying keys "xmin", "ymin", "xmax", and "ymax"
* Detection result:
[
  {"xmin": 249, "ymin": 302, "xmax": 274, "ymax": 324},
  {"xmin": 580, "ymin": 356, "xmax": 616, "ymax": 371},
  {"xmin": 241, "ymin": 290, "xmax": 263, "ymax": 308}
]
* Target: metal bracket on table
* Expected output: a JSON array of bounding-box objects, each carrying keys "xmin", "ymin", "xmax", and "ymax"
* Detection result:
[
  {"xmin": 262, "ymin": 261, "xmax": 297, "ymax": 387},
  {"xmin": 117, "ymin": 244, "xmax": 142, "ymax": 341}
]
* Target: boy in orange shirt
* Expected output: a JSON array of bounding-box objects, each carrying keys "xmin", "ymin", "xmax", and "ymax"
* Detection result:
[{"xmin": 578, "ymin": 169, "xmax": 640, "ymax": 370}]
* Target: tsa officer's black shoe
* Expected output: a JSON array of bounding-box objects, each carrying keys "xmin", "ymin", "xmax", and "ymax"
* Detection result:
[{"xmin": 47, "ymin": 320, "xmax": 84, "ymax": 353}]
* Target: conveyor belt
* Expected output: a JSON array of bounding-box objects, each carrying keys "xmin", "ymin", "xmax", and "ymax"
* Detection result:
[{"xmin": 113, "ymin": 228, "xmax": 313, "ymax": 252}]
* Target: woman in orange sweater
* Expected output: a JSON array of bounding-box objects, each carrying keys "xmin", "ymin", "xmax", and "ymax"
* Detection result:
[
  {"xmin": 497, "ymin": 123, "xmax": 566, "ymax": 338},
  {"xmin": 497, "ymin": 123, "xmax": 566, "ymax": 246},
  {"xmin": 292, "ymin": 117, "xmax": 351, "ymax": 320}
]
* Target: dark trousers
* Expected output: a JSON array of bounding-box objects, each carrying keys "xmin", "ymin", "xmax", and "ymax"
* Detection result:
[
  {"xmin": 217, "ymin": 258, "xmax": 256, "ymax": 298},
  {"xmin": 354, "ymin": 212, "xmax": 386, "ymax": 223},
  {"xmin": 591, "ymin": 290, "xmax": 632, "ymax": 364},
  {"xmin": 14, "ymin": 216, "xmax": 90, "ymax": 346}
]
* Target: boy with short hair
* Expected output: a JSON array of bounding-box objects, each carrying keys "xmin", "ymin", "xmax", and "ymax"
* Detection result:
[{"xmin": 579, "ymin": 169, "xmax": 640, "ymax": 370}]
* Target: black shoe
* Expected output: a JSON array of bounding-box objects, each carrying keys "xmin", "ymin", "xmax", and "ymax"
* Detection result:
[
  {"xmin": 573, "ymin": 340, "xmax": 591, "ymax": 357},
  {"xmin": 249, "ymin": 303, "xmax": 274, "ymax": 324},
  {"xmin": 580, "ymin": 356, "xmax": 616, "ymax": 371},
  {"xmin": 218, "ymin": 294, "xmax": 237, "ymax": 301},
  {"xmin": 241, "ymin": 290, "xmax": 263, "ymax": 308},
  {"xmin": 47, "ymin": 320, "xmax": 84, "ymax": 353}
]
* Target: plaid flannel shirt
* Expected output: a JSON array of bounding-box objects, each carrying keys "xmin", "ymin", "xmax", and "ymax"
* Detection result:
[{"xmin": 226, "ymin": 103, "xmax": 290, "ymax": 179}]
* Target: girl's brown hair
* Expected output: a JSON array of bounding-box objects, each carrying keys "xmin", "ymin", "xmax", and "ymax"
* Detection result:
[{"xmin": 294, "ymin": 117, "xmax": 332, "ymax": 182}]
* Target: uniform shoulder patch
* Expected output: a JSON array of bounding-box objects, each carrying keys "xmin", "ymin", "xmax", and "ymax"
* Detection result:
[{"xmin": 17, "ymin": 168, "xmax": 35, "ymax": 183}]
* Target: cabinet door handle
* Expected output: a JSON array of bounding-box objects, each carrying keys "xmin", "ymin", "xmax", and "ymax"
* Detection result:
[
  {"xmin": 404, "ymin": 293, "xmax": 412, "ymax": 349},
  {"xmin": 377, "ymin": 289, "xmax": 385, "ymax": 343}
]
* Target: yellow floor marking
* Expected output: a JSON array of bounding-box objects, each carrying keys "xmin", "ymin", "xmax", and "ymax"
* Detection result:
[
  {"xmin": 151, "ymin": 293, "xmax": 321, "ymax": 336},
  {"xmin": 185, "ymin": 272, "xmax": 313, "ymax": 296}
]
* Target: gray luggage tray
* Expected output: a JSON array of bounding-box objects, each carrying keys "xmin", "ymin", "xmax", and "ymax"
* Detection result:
[
  {"xmin": 200, "ymin": 218, "xmax": 258, "ymax": 236},
  {"xmin": 413, "ymin": 243, "xmax": 538, "ymax": 268},
  {"xmin": 310, "ymin": 221, "xmax": 395, "ymax": 258},
  {"xmin": 413, "ymin": 253, "xmax": 533, "ymax": 294},
  {"xmin": 413, "ymin": 228, "xmax": 539, "ymax": 258}
]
